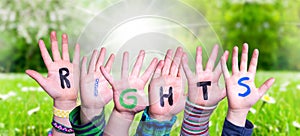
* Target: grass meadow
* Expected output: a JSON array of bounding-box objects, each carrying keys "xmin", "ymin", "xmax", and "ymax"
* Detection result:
[{"xmin": 0, "ymin": 71, "xmax": 300, "ymax": 136}]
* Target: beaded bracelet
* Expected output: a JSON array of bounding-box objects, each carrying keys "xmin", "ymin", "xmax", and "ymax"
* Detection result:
[
  {"xmin": 53, "ymin": 107, "xmax": 72, "ymax": 118},
  {"xmin": 51, "ymin": 119, "xmax": 74, "ymax": 134}
]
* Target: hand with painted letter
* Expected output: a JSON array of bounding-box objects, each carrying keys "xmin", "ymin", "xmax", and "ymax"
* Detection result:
[
  {"xmin": 26, "ymin": 31, "xmax": 80, "ymax": 136},
  {"xmin": 102, "ymin": 50, "xmax": 158, "ymax": 136},
  {"xmin": 101, "ymin": 50, "xmax": 157, "ymax": 116},
  {"xmin": 182, "ymin": 45, "xmax": 228, "ymax": 107},
  {"xmin": 148, "ymin": 47, "xmax": 186, "ymax": 121},
  {"xmin": 26, "ymin": 31, "xmax": 80, "ymax": 110},
  {"xmin": 79, "ymin": 48, "xmax": 114, "ymax": 124},
  {"xmin": 221, "ymin": 43, "xmax": 275, "ymax": 127}
]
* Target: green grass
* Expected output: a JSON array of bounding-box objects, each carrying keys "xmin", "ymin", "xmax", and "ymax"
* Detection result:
[{"xmin": 0, "ymin": 72, "xmax": 300, "ymax": 135}]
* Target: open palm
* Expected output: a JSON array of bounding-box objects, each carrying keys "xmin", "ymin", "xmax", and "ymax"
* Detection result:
[
  {"xmin": 182, "ymin": 45, "xmax": 228, "ymax": 107},
  {"xmin": 149, "ymin": 47, "xmax": 186, "ymax": 120},
  {"xmin": 221, "ymin": 44, "xmax": 275, "ymax": 112},
  {"xmin": 80, "ymin": 48, "xmax": 114, "ymax": 110},
  {"xmin": 26, "ymin": 31, "xmax": 80, "ymax": 106},
  {"xmin": 101, "ymin": 50, "xmax": 158, "ymax": 114}
]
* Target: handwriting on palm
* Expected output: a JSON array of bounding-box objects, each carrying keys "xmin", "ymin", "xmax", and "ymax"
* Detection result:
[
  {"xmin": 80, "ymin": 48, "xmax": 114, "ymax": 109},
  {"xmin": 221, "ymin": 44, "xmax": 275, "ymax": 111},
  {"xmin": 182, "ymin": 45, "xmax": 228, "ymax": 107},
  {"xmin": 26, "ymin": 32, "xmax": 80, "ymax": 102},
  {"xmin": 101, "ymin": 50, "xmax": 158, "ymax": 114},
  {"xmin": 149, "ymin": 48, "xmax": 186, "ymax": 116}
]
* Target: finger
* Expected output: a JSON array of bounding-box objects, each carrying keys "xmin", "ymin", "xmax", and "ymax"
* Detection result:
[
  {"xmin": 181, "ymin": 53, "xmax": 193, "ymax": 79},
  {"xmin": 25, "ymin": 70, "xmax": 46, "ymax": 89},
  {"xmin": 62, "ymin": 34, "xmax": 70, "ymax": 61},
  {"xmin": 141, "ymin": 58, "xmax": 158, "ymax": 82},
  {"xmin": 205, "ymin": 45, "xmax": 219, "ymax": 71},
  {"xmin": 153, "ymin": 60, "xmax": 164, "ymax": 79},
  {"xmin": 177, "ymin": 64, "xmax": 183, "ymax": 77},
  {"xmin": 104, "ymin": 54, "xmax": 115, "ymax": 73},
  {"xmin": 38, "ymin": 40, "xmax": 52, "ymax": 68},
  {"xmin": 232, "ymin": 46, "xmax": 239, "ymax": 74},
  {"xmin": 81, "ymin": 56, "xmax": 88, "ymax": 76},
  {"xmin": 162, "ymin": 49, "xmax": 173, "ymax": 75},
  {"xmin": 131, "ymin": 50, "xmax": 145, "ymax": 78},
  {"xmin": 248, "ymin": 49, "xmax": 259, "ymax": 74},
  {"xmin": 72, "ymin": 44, "xmax": 80, "ymax": 65},
  {"xmin": 196, "ymin": 46, "xmax": 203, "ymax": 74},
  {"xmin": 96, "ymin": 48, "xmax": 106, "ymax": 72},
  {"xmin": 170, "ymin": 47, "xmax": 183, "ymax": 76},
  {"xmin": 221, "ymin": 51, "xmax": 230, "ymax": 79},
  {"xmin": 121, "ymin": 52, "xmax": 129, "ymax": 79},
  {"xmin": 100, "ymin": 66, "xmax": 114, "ymax": 86},
  {"xmin": 220, "ymin": 88, "xmax": 227, "ymax": 100},
  {"xmin": 88, "ymin": 50, "xmax": 98, "ymax": 73},
  {"xmin": 258, "ymin": 78, "xmax": 275, "ymax": 97},
  {"xmin": 50, "ymin": 31, "xmax": 61, "ymax": 61},
  {"xmin": 240, "ymin": 43, "xmax": 248, "ymax": 72},
  {"xmin": 214, "ymin": 50, "xmax": 229, "ymax": 80}
]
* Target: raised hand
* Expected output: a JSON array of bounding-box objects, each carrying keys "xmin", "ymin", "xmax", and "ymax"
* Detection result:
[
  {"xmin": 26, "ymin": 31, "xmax": 80, "ymax": 136},
  {"xmin": 26, "ymin": 31, "xmax": 80, "ymax": 110},
  {"xmin": 221, "ymin": 43, "xmax": 275, "ymax": 126},
  {"xmin": 181, "ymin": 45, "xmax": 228, "ymax": 107},
  {"xmin": 148, "ymin": 47, "xmax": 186, "ymax": 121},
  {"xmin": 79, "ymin": 48, "xmax": 114, "ymax": 124},
  {"xmin": 101, "ymin": 50, "xmax": 158, "ymax": 117}
]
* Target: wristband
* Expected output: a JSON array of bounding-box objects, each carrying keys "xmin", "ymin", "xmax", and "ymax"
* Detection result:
[
  {"xmin": 51, "ymin": 119, "xmax": 74, "ymax": 134},
  {"xmin": 53, "ymin": 107, "xmax": 72, "ymax": 118},
  {"xmin": 181, "ymin": 99, "xmax": 217, "ymax": 136}
]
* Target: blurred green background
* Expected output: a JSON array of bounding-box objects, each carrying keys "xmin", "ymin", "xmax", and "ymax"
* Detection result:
[
  {"xmin": 1, "ymin": 0, "xmax": 300, "ymax": 135},
  {"xmin": 1, "ymin": 0, "xmax": 300, "ymax": 72}
]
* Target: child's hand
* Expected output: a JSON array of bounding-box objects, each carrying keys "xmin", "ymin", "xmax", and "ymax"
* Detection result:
[
  {"xmin": 148, "ymin": 47, "xmax": 186, "ymax": 121},
  {"xmin": 221, "ymin": 43, "xmax": 275, "ymax": 126},
  {"xmin": 26, "ymin": 31, "xmax": 80, "ymax": 110},
  {"xmin": 101, "ymin": 50, "xmax": 158, "ymax": 119},
  {"xmin": 182, "ymin": 45, "xmax": 228, "ymax": 107},
  {"xmin": 80, "ymin": 48, "xmax": 114, "ymax": 124}
]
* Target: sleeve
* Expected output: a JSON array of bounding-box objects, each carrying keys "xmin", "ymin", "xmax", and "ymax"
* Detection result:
[
  {"xmin": 69, "ymin": 106, "xmax": 105, "ymax": 136},
  {"xmin": 180, "ymin": 99, "xmax": 217, "ymax": 136},
  {"xmin": 221, "ymin": 118, "xmax": 253, "ymax": 136},
  {"xmin": 135, "ymin": 106, "xmax": 177, "ymax": 136}
]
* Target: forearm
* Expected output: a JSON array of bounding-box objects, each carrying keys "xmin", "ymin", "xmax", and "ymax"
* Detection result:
[
  {"xmin": 226, "ymin": 109, "xmax": 249, "ymax": 127},
  {"xmin": 135, "ymin": 107, "xmax": 176, "ymax": 136},
  {"xmin": 80, "ymin": 106, "xmax": 103, "ymax": 125},
  {"xmin": 52, "ymin": 100, "xmax": 76, "ymax": 136},
  {"xmin": 221, "ymin": 118, "xmax": 253, "ymax": 136},
  {"xmin": 104, "ymin": 109, "xmax": 134, "ymax": 136},
  {"xmin": 69, "ymin": 106, "xmax": 106, "ymax": 135},
  {"xmin": 180, "ymin": 99, "xmax": 217, "ymax": 136}
]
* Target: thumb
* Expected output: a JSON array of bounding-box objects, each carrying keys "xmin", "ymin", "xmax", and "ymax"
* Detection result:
[
  {"xmin": 26, "ymin": 70, "xmax": 46, "ymax": 87},
  {"xmin": 100, "ymin": 66, "xmax": 114, "ymax": 87},
  {"xmin": 25, "ymin": 70, "xmax": 53, "ymax": 96},
  {"xmin": 258, "ymin": 77, "xmax": 275, "ymax": 97}
]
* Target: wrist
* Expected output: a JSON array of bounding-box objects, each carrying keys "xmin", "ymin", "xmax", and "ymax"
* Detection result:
[
  {"xmin": 80, "ymin": 106, "xmax": 103, "ymax": 116},
  {"xmin": 149, "ymin": 112, "xmax": 173, "ymax": 121},
  {"xmin": 226, "ymin": 108, "xmax": 249, "ymax": 127},
  {"xmin": 113, "ymin": 108, "xmax": 135, "ymax": 120},
  {"xmin": 54, "ymin": 100, "xmax": 76, "ymax": 110},
  {"xmin": 80, "ymin": 106, "xmax": 103, "ymax": 125}
]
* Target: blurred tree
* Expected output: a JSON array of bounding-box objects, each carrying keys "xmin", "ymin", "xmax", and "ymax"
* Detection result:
[
  {"xmin": 0, "ymin": 0, "xmax": 118, "ymax": 72},
  {"xmin": 0, "ymin": 0, "xmax": 75, "ymax": 72},
  {"xmin": 278, "ymin": 0, "xmax": 300, "ymax": 70},
  {"xmin": 182, "ymin": 0, "xmax": 300, "ymax": 70},
  {"xmin": 221, "ymin": 0, "xmax": 282, "ymax": 70},
  {"xmin": 1, "ymin": 0, "xmax": 300, "ymax": 71}
]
